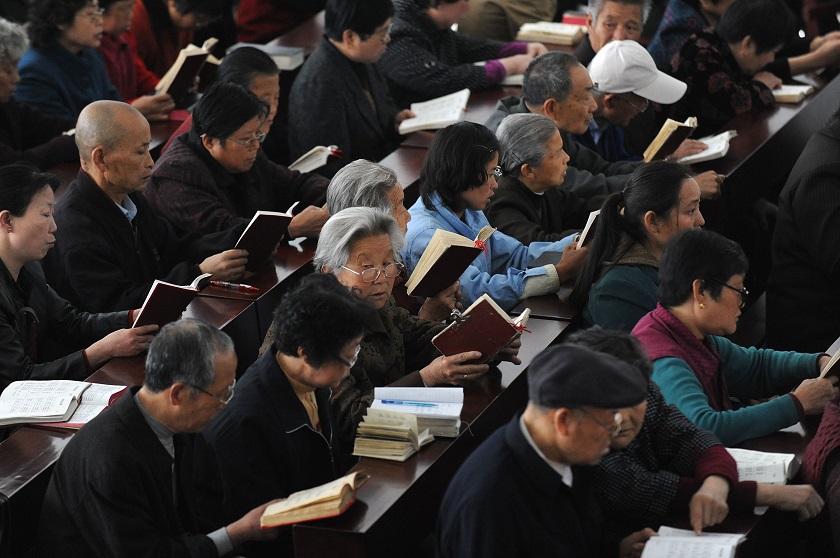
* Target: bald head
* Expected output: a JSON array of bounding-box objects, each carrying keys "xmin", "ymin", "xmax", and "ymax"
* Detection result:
[{"xmin": 76, "ymin": 101, "xmax": 148, "ymax": 165}]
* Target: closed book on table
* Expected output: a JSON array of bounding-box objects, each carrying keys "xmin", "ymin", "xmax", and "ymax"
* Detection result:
[
  {"xmin": 405, "ymin": 226, "xmax": 495, "ymax": 298},
  {"xmin": 235, "ymin": 210, "xmax": 293, "ymax": 272},
  {"xmin": 132, "ymin": 273, "xmax": 211, "ymax": 328},
  {"xmin": 772, "ymin": 84, "xmax": 814, "ymax": 103},
  {"xmin": 432, "ymin": 294, "xmax": 530, "ymax": 364}
]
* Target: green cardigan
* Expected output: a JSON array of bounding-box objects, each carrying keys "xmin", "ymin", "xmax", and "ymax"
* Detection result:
[{"xmin": 584, "ymin": 263, "xmax": 659, "ymax": 332}]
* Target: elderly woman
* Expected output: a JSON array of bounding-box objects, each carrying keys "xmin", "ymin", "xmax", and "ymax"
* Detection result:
[
  {"xmin": 0, "ymin": 163, "xmax": 155, "ymax": 394},
  {"xmin": 486, "ymin": 113, "xmax": 593, "ymax": 245},
  {"xmin": 404, "ymin": 121, "xmax": 587, "ymax": 312},
  {"xmin": 327, "ymin": 159, "xmax": 460, "ymax": 321},
  {"xmin": 16, "ymin": 0, "xmax": 122, "ymax": 119},
  {"xmin": 570, "ymin": 161, "xmax": 704, "ymax": 332},
  {"xmin": 0, "ymin": 18, "xmax": 78, "ymax": 167},
  {"xmin": 315, "ymin": 207, "xmax": 519, "ymax": 445},
  {"xmin": 632, "ymin": 228, "xmax": 839, "ymax": 445}
]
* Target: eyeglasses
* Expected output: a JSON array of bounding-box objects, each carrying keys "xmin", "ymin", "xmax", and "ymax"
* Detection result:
[
  {"xmin": 336, "ymin": 344, "xmax": 362, "ymax": 368},
  {"xmin": 617, "ymin": 94, "xmax": 649, "ymax": 113},
  {"xmin": 340, "ymin": 262, "xmax": 404, "ymax": 283},
  {"xmin": 712, "ymin": 279, "xmax": 749, "ymax": 309},
  {"xmin": 226, "ymin": 133, "xmax": 267, "ymax": 148},
  {"xmin": 363, "ymin": 23, "xmax": 392, "ymax": 44},
  {"xmin": 578, "ymin": 408, "xmax": 622, "ymax": 437},
  {"xmin": 78, "ymin": 8, "xmax": 105, "ymax": 21},
  {"xmin": 191, "ymin": 378, "xmax": 236, "ymax": 406}
]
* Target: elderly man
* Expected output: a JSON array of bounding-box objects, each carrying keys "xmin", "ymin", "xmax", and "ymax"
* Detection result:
[
  {"xmin": 38, "ymin": 319, "xmax": 279, "ymax": 556},
  {"xmin": 146, "ymin": 81, "xmax": 330, "ymax": 236},
  {"xmin": 42, "ymin": 100, "xmax": 248, "ymax": 313},
  {"xmin": 575, "ymin": 0, "xmax": 648, "ymax": 66},
  {"xmin": 436, "ymin": 343, "xmax": 654, "ymax": 557}
]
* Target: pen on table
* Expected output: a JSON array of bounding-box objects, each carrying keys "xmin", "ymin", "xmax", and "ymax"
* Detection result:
[
  {"xmin": 210, "ymin": 280, "xmax": 260, "ymax": 293},
  {"xmin": 380, "ymin": 400, "xmax": 438, "ymax": 407}
]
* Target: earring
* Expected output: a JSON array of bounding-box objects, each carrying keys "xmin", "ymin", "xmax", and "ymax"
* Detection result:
[{"xmin": 699, "ymin": 303, "xmax": 705, "ymax": 309}]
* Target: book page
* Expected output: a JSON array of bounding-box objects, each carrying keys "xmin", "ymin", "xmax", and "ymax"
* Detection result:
[
  {"xmin": 399, "ymin": 89, "xmax": 470, "ymax": 133},
  {"xmin": 79, "ymin": 384, "xmax": 126, "ymax": 406},
  {"xmin": 0, "ymin": 395, "xmax": 77, "ymax": 420},
  {"xmin": 677, "ymin": 130, "xmax": 736, "ymax": 164},
  {"xmin": 1, "ymin": 380, "xmax": 88, "ymax": 401},
  {"xmin": 642, "ymin": 527, "xmax": 745, "ymax": 558},
  {"xmin": 726, "ymin": 448, "xmax": 794, "ymax": 483},
  {"xmin": 61, "ymin": 403, "xmax": 109, "ymax": 425},
  {"xmin": 265, "ymin": 472, "xmax": 366, "ymax": 514}
]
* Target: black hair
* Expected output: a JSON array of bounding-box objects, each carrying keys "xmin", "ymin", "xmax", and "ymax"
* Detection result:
[
  {"xmin": 570, "ymin": 161, "xmax": 693, "ymax": 308},
  {"xmin": 0, "ymin": 163, "xmax": 59, "ymax": 216},
  {"xmin": 27, "ymin": 0, "xmax": 90, "ymax": 48},
  {"xmin": 717, "ymin": 0, "xmax": 795, "ymax": 54},
  {"xmin": 419, "ymin": 121, "xmax": 500, "ymax": 214},
  {"xmin": 416, "ymin": 0, "xmax": 462, "ymax": 8},
  {"xmin": 658, "ymin": 228, "xmax": 749, "ymax": 308},
  {"xmin": 189, "ymin": 81, "xmax": 269, "ymax": 145},
  {"xmin": 272, "ymin": 273, "xmax": 377, "ymax": 368},
  {"xmin": 325, "ymin": 0, "xmax": 393, "ymax": 41},
  {"xmin": 172, "ymin": 0, "xmax": 222, "ymax": 16},
  {"xmin": 216, "ymin": 46, "xmax": 278, "ymax": 88},
  {"xmin": 566, "ymin": 326, "xmax": 652, "ymax": 380}
]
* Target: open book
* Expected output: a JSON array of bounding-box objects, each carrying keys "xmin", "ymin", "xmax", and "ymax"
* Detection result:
[
  {"xmin": 132, "ymin": 273, "xmax": 211, "ymax": 328},
  {"xmin": 260, "ymin": 471, "xmax": 369, "ymax": 528},
  {"xmin": 432, "ymin": 294, "xmax": 530, "ymax": 365},
  {"xmin": 235, "ymin": 210, "xmax": 293, "ymax": 272},
  {"xmin": 820, "ymin": 348, "xmax": 840, "ymax": 380},
  {"xmin": 405, "ymin": 226, "xmax": 495, "ymax": 297},
  {"xmin": 371, "ymin": 387, "xmax": 463, "ymax": 437},
  {"xmin": 773, "ymin": 84, "xmax": 814, "ymax": 103},
  {"xmin": 677, "ymin": 130, "xmax": 737, "ymax": 165},
  {"xmin": 725, "ymin": 447, "xmax": 797, "ymax": 484},
  {"xmin": 353, "ymin": 408, "xmax": 434, "ymax": 462},
  {"xmin": 227, "ymin": 42, "xmax": 305, "ymax": 71},
  {"xmin": 0, "ymin": 380, "xmax": 126, "ymax": 428},
  {"xmin": 576, "ymin": 209, "xmax": 601, "ymax": 250},
  {"xmin": 515, "ymin": 22, "xmax": 585, "ymax": 45},
  {"xmin": 643, "ymin": 117, "xmax": 698, "ymax": 162},
  {"xmin": 641, "ymin": 526, "xmax": 746, "ymax": 558},
  {"xmin": 156, "ymin": 38, "xmax": 220, "ymax": 106},
  {"xmin": 288, "ymin": 145, "xmax": 341, "ymax": 173},
  {"xmin": 398, "ymin": 89, "xmax": 470, "ymax": 134}
]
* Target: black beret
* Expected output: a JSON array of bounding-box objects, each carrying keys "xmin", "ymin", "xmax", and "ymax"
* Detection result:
[{"xmin": 528, "ymin": 344, "xmax": 648, "ymax": 409}]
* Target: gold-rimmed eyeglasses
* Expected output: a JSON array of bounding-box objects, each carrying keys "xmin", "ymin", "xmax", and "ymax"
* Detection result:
[
  {"xmin": 340, "ymin": 262, "xmax": 404, "ymax": 283},
  {"xmin": 191, "ymin": 378, "xmax": 236, "ymax": 406},
  {"xmin": 226, "ymin": 133, "xmax": 267, "ymax": 148}
]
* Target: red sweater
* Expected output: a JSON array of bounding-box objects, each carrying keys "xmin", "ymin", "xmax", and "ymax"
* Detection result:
[{"xmin": 98, "ymin": 32, "xmax": 160, "ymax": 101}]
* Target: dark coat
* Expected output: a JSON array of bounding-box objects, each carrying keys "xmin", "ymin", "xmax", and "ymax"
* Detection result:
[
  {"xmin": 38, "ymin": 389, "xmax": 217, "ymax": 557},
  {"xmin": 288, "ymin": 37, "xmax": 402, "ymax": 178},
  {"xmin": 43, "ymin": 170, "xmax": 244, "ymax": 313},
  {"xmin": 0, "ymin": 100, "xmax": 77, "ymax": 167},
  {"xmin": 193, "ymin": 351, "xmax": 343, "ymax": 558}
]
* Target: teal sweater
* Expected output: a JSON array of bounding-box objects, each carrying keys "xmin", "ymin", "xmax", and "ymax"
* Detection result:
[{"xmin": 584, "ymin": 263, "xmax": 659, "ymax": 332}]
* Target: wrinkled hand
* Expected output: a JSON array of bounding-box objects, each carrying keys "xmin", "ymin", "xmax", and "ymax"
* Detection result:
[
  {"xmin": 689, "ymin": 475, "xmax": 730, "ymax": 534},
  {"xmin": 555, "ymin": 242, "xmax": 589, "ymax": 284},
  {"xmin": 419, "ymin": 280, "xmax": 461, "ymax": 322},
  {"xmin": 499, "ymin": 337, "xmax": 522, "ymax": 365},
  {"xmin": 671, "ymin": 139, "xmax": 708, "ymax": 160},
  {"xmin": 756, "ymin": 484, "xmax": 824, "ymax": 521},
  {"xmin": 694, "ymin": 170, "xmax": 724, "ymax": 200},
  {"xmin": 227, "ymin": 500, "xmax": 282, "ymax": 546},
  {"xmin": 288, "ymin": 205, "xmax": 330, "ymax": 238},
  {"xmin": 420, "ymin": 351, "xmax": 490, "ymax": 386},
  {"xmin": 527, "ymin": 42, "xmax": 548, "ymax": 57},
  {"xmin": 395, "ymin": 109, "xmax": 416, "ymax": 133},
  {"xmin": 754, "ymin": 71, "xmax": 782, "ymax": 90},
  {"xmin": 199, "ymin": 249, "xmax": 248, "ymax": 281},
  {"xmin": 793, "ymin": 376, "xmax": 839, "ymax": 414},
  {"xmin": 499, "ymin": 53, "xmax": 536, "ymax": 76},
  {"xmin": 619, "ymin": 528, "xmax": 656, "ymax": 558},
  {"xmin": 130, "ymin": 93, "xmax": 176, "ymax": 122}
]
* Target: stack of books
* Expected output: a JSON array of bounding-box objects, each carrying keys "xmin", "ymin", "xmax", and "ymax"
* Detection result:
[
  {"xmin": 515, "ymin": 22, "xmax": 585, "ymax": 45},
  {"xmin": 353, "ymin": 408, "xmax": 434, "ymax": 462},
  {"xmin": 370, "ymin": 387, "xmax": 464, "ymax": 437}
]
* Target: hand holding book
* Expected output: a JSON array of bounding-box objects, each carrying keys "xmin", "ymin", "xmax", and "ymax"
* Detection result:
[{"xmin": 418, "ymin": 350, "xmax": 490, "ymax": 386}]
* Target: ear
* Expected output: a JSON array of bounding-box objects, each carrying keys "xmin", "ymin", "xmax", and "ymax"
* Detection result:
[
  {"xmin": 520, "ymin": 162, "xmax": 536, "ymax": 179},
  {"xmin": 586, "ymin": 13, "xmax": 595, "ymax": 33},
  {"xmin": 602, "ymin": 93, "xmax": 619, "ymax": 109},
  {"xmin": 692, "ymin": 278, "xmax": 707, "ymax": 304},
  {"xmin": 201, "ymin": 134, "xmax": 216, "ymax": 152},
  {"xmin": 0, "ymin": 210, "xmax": 12, "ymax": 232},
  {"xmin": 739, "ymin": 36, "xmax": 754, "ymax": 56},
  {"xmin": 540, "ymin": 97, "xmax": 560, "ymax": 119},
  {"xmin": 552, "ymin": 407, "xmax": 575, "ymax": 436},
  {"xmin": 321, "ymin": 264, "xmax": 331, "ymax": 274},
  {"xmin": 342, "ymin": 29, "xmax": 359, "ymax": 47},
  {"xmin": 91, "ymin": 145, "xmax": 108, "ymax": 174},
  {"xmin": 168, "ymin": 383, "xmax": 191, "ymax": 406},
  {"xmin": 642, "ymin": 210, "xmax": 660, "ymax": 234}
]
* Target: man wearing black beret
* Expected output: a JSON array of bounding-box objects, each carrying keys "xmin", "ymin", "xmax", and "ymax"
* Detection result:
[{"xmin": 436, "ymin": 343, "xmax": 656, "ymax": 558}]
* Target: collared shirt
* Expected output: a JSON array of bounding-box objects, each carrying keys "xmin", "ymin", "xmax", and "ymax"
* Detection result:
[
  {"xmin": 519, "ymin": 414, "xmax": 574, "ymax": 488},
  {"xmin": 116, "ymin": 195, "xmax": 138, "ymax": 223}
]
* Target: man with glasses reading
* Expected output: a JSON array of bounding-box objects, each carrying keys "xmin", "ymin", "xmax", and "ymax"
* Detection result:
[
  {"xmin": 193, "ymin": 274, "xmax": 377, "ymax": 558},
  {"xmin": 437, "ymin": 343, "xmax": 655, "ymax": 558},
  {"xmin": 147, "ymin": 81, "xmax": 330, "ymax": 237},
  {"xmin": 39, "ymin": 318, "xmax": 281, "ymax": 556}
]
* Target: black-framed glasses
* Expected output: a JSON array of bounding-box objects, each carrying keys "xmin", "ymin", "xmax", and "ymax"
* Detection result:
[
  {"xmin": 226, "ymin": 133, "xmax": 267, "ymax": 148},
  {"xmin": 191, "ymin": 378, "xmax": 236, "ymax": 406},
  {"xmin": 578, "ymin": 408, "xmax": 622, "ymax": 437},
  {"xmin": 336, "ymin": 344, "xmax": 362, "ymax": 368},
  {"xmin": 340, "ymin": 262, "xmax": 404, "ymax": 283},
  {"xmin": 712, "ymin": 279, "xmax": 749, "ymax": 309},
  {"xmin": 617, "ymin": 94, "xmax": 649, "ymax": 113}
]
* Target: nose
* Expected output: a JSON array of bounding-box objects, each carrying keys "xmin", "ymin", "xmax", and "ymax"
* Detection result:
[
  {"xmin": 696, "ymin": 208, "xmax": 706, "ymax": 227},
  {"xmin": 588, "ymin": 95, "xmax": 598, "ymax": 114},
  {"xmin": 613, "ymin": 27, "xmax": 628, "ymax": 41},
  {"xmin": 561, "ymin": 149, "xmax": 569, "ymax": 165}
]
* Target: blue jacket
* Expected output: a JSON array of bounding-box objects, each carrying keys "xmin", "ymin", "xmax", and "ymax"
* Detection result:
[
  {"xmin": 403, "ymin": 192, "xmax": 574, "ymax": 311},
  {"xmin": 16, "ymin": 44, "xmax": 121, "ymax": 119}
]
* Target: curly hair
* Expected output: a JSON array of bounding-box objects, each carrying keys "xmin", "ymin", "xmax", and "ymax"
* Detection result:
[{"xmin": 27, "ymin": 0, "xmax": 93, "ymax": 48}]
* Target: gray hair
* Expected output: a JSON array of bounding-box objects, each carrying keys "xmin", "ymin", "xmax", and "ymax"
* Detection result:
[
  {"xmin": 327, "ymin": 159, "xmax": 399, "ymax": 214},
  {"xmin": 76, "ymin": 100, "xmax": 143, "ymax": 163},
  {"xmin": 144, "ymin": 319, "xmax": 235, "ymax": 393},
  {"xmin": 0, "ymin": 18, "xmax": 28, "ymax": 62},
  {"xmin": 497, "ymin": 113, "xmax": 559, "ymax": 177},
  {"xmin": 589, "ymin": 0, "xmax": 651, "ymax": 24},
  {"xmin": 522, "ymin": 51, "xmax": 580, "ymax": 107},
  {"xmin": 314, "ymin": 207, "xmax": 405, "ymax": 274}
]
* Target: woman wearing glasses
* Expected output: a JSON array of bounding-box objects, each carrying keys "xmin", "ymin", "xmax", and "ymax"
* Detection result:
[
  {"xmin": 315, "ymin": 207, "xmax": 520, "ymax": 447},
  {"xmin": 404, "ymin": 122, "xmax": 585, "ymax": 312},
  {"xmin": 15, "ymin": 0, "xmax": 122, "ymax": 119},
  {"xmin": 632, "ymin": 228, "xmax": 839, "ymax": 446}
]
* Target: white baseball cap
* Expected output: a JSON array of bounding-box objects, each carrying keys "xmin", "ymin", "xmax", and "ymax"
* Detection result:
[{"xmin": 588, "ymin": 40, "xmax": 687, "ymax": 104}]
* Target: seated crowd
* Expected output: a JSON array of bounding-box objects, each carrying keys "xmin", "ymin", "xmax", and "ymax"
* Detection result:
[{"xmin": 4, "ymin": 0, "xmax": 840, "ymax": 555}]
